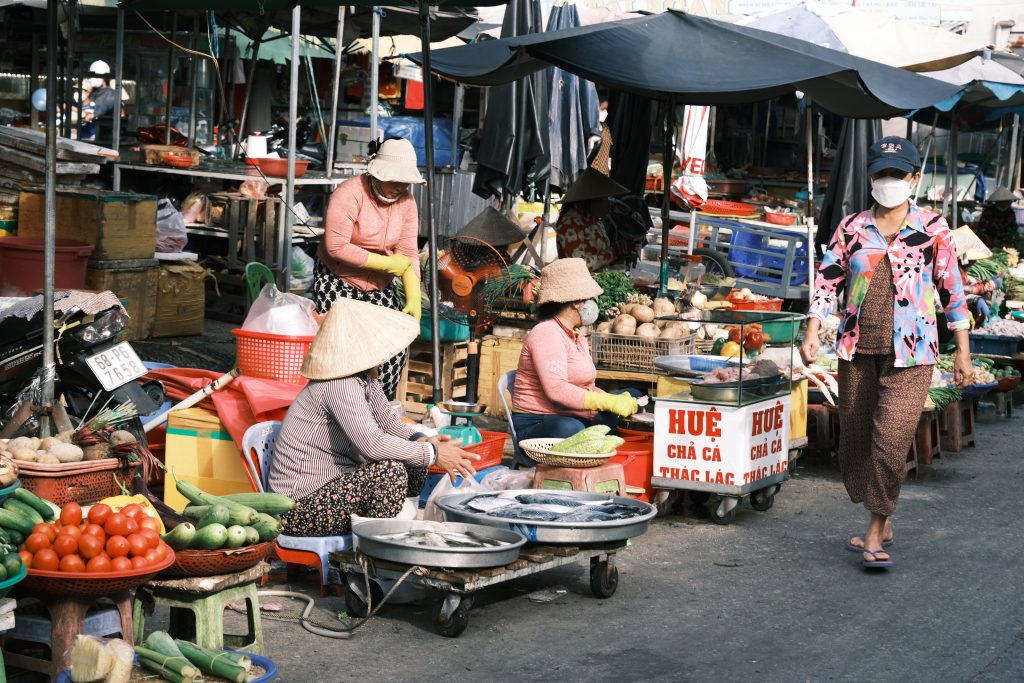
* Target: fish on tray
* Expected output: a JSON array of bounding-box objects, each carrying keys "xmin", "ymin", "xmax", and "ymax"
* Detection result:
[
  {"xmin": 484, "ymin": 505, "xmax": 564, "ymax": 521},
  {"xmin": 464, "ymin": 494, "xmax": 517, "ymax": 513},
  {"xmin": 376, "ymin": 528, "xmax": 510, "ymax": 548},
  {"xmin": 513, "ymin": 493, "xmax": 585, "ymax": 508}
]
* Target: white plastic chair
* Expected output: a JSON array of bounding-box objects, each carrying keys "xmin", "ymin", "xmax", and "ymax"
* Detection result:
[
  {"xmin": 497, "ymin": 370, "xmax": 524, "ymax": 462},
  {"xmin": 240, "ymin": 421, "xmax": 352, "ymax": 595}
]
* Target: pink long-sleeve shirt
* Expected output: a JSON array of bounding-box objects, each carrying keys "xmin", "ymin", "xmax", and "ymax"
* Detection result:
[
  {"xmin": 316, "ymin": 175, "xmax": 421, "ymax": 291},
  {"xmin": 513, "ymin": 318, "xmax": 598, "ymax": 420}
]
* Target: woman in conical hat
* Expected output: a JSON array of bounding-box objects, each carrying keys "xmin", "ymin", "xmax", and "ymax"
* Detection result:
[{"xmin": 268, "ymin": 298, "xmax": 479, "ymax": 536}]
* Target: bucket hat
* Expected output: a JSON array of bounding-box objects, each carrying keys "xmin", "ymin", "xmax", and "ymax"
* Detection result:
[
  {"xmin": 453, "ymin": 207, "xmax": 527, "ymax": 246},
  {"xmin": 367, "ymin": 138, "xmax": 425, "ymax": 185},
  {"xmin": 536, "ymin": 257, "xmax": 603, "ymax": 304},
  {"xmin": 867, "ymin": 136, "xmax": 921, "ymax": 175},
  {"xmin": 301, "ymin": 297, "xmax": 419, "ymax": 380},
  {"xmin": 988, "ymin": 186, "xmax": 1017, "ymax": 203},
  {"xmin": 561, "ymin": 168, "xmax": 628, "ymax": 205}
]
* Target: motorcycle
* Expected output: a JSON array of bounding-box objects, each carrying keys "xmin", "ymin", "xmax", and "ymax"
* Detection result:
[
  {"xmin": 258, "ymin": 111, "xmax": 325, "ymax": 169},
  {"xmin": 0, "ymin": 304, "xmax": 163, "ymax": 444}
]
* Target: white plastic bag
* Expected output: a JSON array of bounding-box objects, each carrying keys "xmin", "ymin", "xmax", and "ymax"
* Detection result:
[
  {"xmin": 241, "ymin": 283, "xmax": 319, "ymax": 336},
  {"xmin": 423, "ymin": 474, "xmax": 486, "ymax": 522},
  {"xmin": 155, "ymin": 198, "xmax": 188, "ymax": 253},
  {"xmin": 480, "ymin": 466, "xmax": 535, "ymax": 491},
  {"xmin": 290, "ymin": 247, "xmax": 315, "ymax": 292}
]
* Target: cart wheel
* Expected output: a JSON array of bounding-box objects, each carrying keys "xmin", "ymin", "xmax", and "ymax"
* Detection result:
[
  {"xmin": 432, "ymin": 598, "xmax": 470, "ymax": 638},
  {"xmin": 708, "ymin": 498, "xmax": 737, "ymax": 525},
  {"xmin": 687, "ymin": 491, "xmax": 711, "ymax": 508},
  {"xmin": 693, "ymin": 248, "xmax": 735, "ymax": 278},
  {"xmin": 750, "ymin": 489, "xmax": 775, "ymax": 512},
  {"xmin": 589, "ymin": 560, "xmax": 619, "ymax": 599},
  {"xmin": 655, "ymin": 490, "xmax": 679, "ymax": 517},
  {"xmin": 344, "ymin": 579, "xmax": 383, "ymax": 618}
]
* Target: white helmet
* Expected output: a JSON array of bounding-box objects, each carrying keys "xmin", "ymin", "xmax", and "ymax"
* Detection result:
[{"xmin": 88, "ymin": 60, "xmax": 111, "ymax": 75}]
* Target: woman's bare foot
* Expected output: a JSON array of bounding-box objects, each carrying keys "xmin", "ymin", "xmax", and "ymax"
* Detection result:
[{"xmin": 847, "ymin": 517, "xmax": 894, "ymax": 551}]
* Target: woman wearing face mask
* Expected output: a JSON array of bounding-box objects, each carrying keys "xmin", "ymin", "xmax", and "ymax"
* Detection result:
[
  {"xmin": 511, "ymin": 258, "xmax": 640, "ymax": 467},
  {"xmin": 801, "ymin": 136, "xmax": 972, "ymax": 571},
  {"xmin": 314, "ymin": 137, "xmax": 425, "ymax": 400}
]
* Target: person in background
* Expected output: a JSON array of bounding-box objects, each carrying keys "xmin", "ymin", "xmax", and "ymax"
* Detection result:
[
  {"xmin": 555, "ymin": 168, "xmax": 629, "ymax": 271},
  {"xmin": 313, "ymin": 138, "xmax": 424, "ymax": 400},
  {"xmin": 974, "ymin": 186, "xmax": 1019, "ymax": 250},
  {"xmin": 269, "ymin": 298, "xmax": 479, "ymax": 537},
  {"xmin": 81, "ymin": 60, "xmax": 117, "ymax": 143},
  {"xmin": 801, "ymin": 136, "xmax": 972, "ymax": 571},
  {"xmin": 511, "ymin": 258, "xmax": 639, "ymax": 467}
]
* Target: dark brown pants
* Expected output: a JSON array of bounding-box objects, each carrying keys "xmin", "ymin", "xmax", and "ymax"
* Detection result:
[{"xmin": 837, "ymin": 353, "xmax": 932, "ymax": 516}]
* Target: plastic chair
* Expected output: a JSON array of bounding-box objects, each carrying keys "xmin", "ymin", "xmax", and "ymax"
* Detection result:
[
  {"xmin": 240, "ymin": 421, "xmax": 352, "ymax": 596},
  {"xmin": 245, "ymin": 261, "xmax": 275, "ymax": 304}
]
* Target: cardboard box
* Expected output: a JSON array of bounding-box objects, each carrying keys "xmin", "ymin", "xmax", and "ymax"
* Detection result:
[
  {"xmin": 85, "ymin": 258, "xmax": 159, "ymax": 341},
  {"xmin": 164, "ymin": 407, "xmax": 254, "ymax": 511},
  {"xmin": 335, "ymin": 124, "xmax": 374, "ymax": 163},
  {"xmin": 17, "ymin": 189, "xmax": 157, "ymax": 261},
  {"xmin": 152, "ymin": 261, "xmax": 206, "ymax": 337},
  {"xmin": 477, "ymin": 335, "xmax": 525, "ymax": 418}
]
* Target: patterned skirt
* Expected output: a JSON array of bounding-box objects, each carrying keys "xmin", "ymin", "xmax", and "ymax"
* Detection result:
[{"xmin": 312, "ymin": 260, "xmax": 408, "ymax": 400}]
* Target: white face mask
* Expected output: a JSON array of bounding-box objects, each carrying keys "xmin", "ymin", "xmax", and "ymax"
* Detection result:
[
  {"xmin": 871, "ymin": 176, "xmax": 914, "ymax": 208},
  {"xmin": 578, "ymin": 299, "xmax": 599, "ymax": 327},
  {"xmin": 599, "ymin": 109, "xmax": 608, "ymax": 123}
]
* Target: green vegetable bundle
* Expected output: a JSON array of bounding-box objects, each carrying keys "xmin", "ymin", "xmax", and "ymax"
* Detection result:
[
  {"xmin": 928, "ymin": 386, "xmax": 963, "ymax": 412},
  {"xmin": 967, "ymin": 251, "xmax": 1011, "ymax": 281},
  {"xmin": 593, "ymin": 271, "xmax": 638, "ymax": 318},
  {"xmin": 552, "ymin": 425, "xmax": 625, "ymax": 454}
]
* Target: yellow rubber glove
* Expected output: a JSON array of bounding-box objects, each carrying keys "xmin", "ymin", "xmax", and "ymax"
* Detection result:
[
  {"xmin": 401, "ymin": 268, "xmax": 422, "ymax": 321},
  {"xmin": 583, "ymin": 391, "xmax": 638, "ymax": 418},
  {"xmin": 364, "ymin": 252, "xmax": 412, "ymax": 277}
]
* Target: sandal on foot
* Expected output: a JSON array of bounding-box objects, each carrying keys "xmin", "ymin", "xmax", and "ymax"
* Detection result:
[
  {"xmin": 861, "ymin": 549, "xmax": 893, "ymax": 570},
  {"xmin": 846, "ymin": 536, "xmax": 894, "ymax": 552}
]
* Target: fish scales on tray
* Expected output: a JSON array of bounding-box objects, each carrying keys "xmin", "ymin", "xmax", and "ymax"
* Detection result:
[
  {"xmin": 557, "ymin": 509, "xmax": 620, "ymax": 522},
  {"xmin": 464, "ymin": 494, "xmax": 517, "ymax": 513},
  {"xmin": 485, "ymin": 505, "xmax": 564, "ymax": 521},
  {"xmin": 514, "ymin": 493, "xmax": 586, "ymax": 508}
]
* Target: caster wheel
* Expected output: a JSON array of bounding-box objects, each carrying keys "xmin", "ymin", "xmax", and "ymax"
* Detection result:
[
  {"xmin": 589, "ymin": 560, "xmax": 619, "ymax": 599},
  {"xmin": 655, "ymin": 490, "xmax": 679, "ymax": 517},
  {"xmin": 432, "ymin": 598, "xmax": 470, "ymax": 638},
  {"xmin": 687, "ymin": 491, "xmax": 711, "ymax": 509},
  {"xmin": 750, "ymin": 489, "xmax": 775, "ymax": 512},
  {"xmin": 344, "ymin": 579, "xmax": 383, "ymax": 618},
  {"xmin": 708, "ymin": 499, "xmax": 737, "ymax": 526}
]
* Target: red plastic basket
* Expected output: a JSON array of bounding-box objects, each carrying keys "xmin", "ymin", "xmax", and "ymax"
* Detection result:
[
  {"xmin": 725, "ymin": 294, "xmax": 784, "ymax": 311},
  {"xmin": 429, "ymin": 429, "xmax": 507, "ymax": 474},
  {"xmin": 17, "ymin": 459, "xmax": 135, "ymax": 506},
  {"xmin": 699, "ymin": 199, "xmax": 758, "ymax": 216},
  {"xmin": 233, "ymin": 329, "xmax": 314, "ymax": 385},
  {"xmin": 161, "ymin": 543, "xmax": 273, "ymax": 578},
  {"xmin": 21, "ymin": 552, "xmax": 175, "ymax": 598}
]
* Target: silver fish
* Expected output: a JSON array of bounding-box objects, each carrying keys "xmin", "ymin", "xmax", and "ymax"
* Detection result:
[
  {"xmin": 464, "ymin": 495, "xmax": 517, "ymax": 513},
  {"xmin": 514, "ymin": 493, "xmax": 585, "ymax": 508}
]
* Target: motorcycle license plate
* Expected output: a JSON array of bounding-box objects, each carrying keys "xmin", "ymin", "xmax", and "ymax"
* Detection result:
[{"xmin": 85, "ymin": 342, "xmax": 148, "ymax": 392}]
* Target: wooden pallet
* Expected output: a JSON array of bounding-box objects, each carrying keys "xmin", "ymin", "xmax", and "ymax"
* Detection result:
[
  {"xmin": 207, "ymin": 192, "xmax": 282, "ymax": 271},
  {"xmin": 397, "ymin": 339, "xmax": 468, "ymax": 412}
]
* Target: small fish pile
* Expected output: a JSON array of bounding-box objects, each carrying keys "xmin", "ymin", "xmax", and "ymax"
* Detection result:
[
  {"xmin": 375, "ymin": 528, "xmax": 510, "ymax": 548},
  {"xmin": 459, "ymin": 493, "xmax": 645, "ymax": 524}
]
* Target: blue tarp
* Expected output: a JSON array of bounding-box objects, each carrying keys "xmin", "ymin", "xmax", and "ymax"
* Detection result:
[{"xmin": 345, "ymin": 116, "xmax": 455, "ymax": 168}]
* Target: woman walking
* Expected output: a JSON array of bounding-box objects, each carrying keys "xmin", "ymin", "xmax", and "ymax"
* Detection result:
[{"xmin": 802, "ymin": 136, "xmax": 972, "ymax": 570}]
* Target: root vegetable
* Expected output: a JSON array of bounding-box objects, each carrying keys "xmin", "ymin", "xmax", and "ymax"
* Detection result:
[
  {"xmin": 83, "ymin": 443, "xmax": 110, "ymax": 461},
  {"xmin": 11, "ymin": 448, "xmax": 37, "ymax": 462},
  {"xmin": 57, "ymin": 430, "xmax": 76, "ymax": 444},
  {"xmin": 636, "ymin": 323, "xmax": 659, "ymax": 338},
  {"xmin": 0, "ymin": 455, "xmax": 17, "ymax": 486},
  {"xmin": 28, "ymin": 437, "xmax": 40, "ymax": 450},
  {"xmin": 659, "ymin": 326, "xmax": 685, "ymax": 339},
  {"xmin": 38, "ymin": 437, "xmax": 58, "ymax": 452},
  {"xmin": 48, "ymin": 442, "xmax": 84, "ymax": 463},
  {"xmin": 596, "ymin": 321, "xmax": 612, "ymax": 333},
  {"xmin": 632, "ymin": 305, "xmax": 655, "ymax": 323},
  {"xmin": 612, "ymin": 314, "xmax": 637, "ymax": 335},
  {"xmin": 36, "ymin": 454, "xmax": 61, "ymax": 464},
  {"xmin": 653, "ymin": 298, "xmax": 676, "ymax": 317},
  {"xmin": 109, "ymin": 431, "xmax": 137, "ymax": 447},
  {"xmin": 7, "ymin": 437, "xmax": 32, "ymax": 453}
]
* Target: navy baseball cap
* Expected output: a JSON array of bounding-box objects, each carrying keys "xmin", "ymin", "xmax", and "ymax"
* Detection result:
[{"xmin": 867, "ymin": 136, "xmax": 921, "ymax": 175}]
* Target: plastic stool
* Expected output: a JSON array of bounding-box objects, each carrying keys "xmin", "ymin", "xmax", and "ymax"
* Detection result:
[
  {"xmin": 2, "ymin": 592, "xmax": 133, "ymax": 680},
  {"xmin": 274, "ymin": 534, "xmax": 352, "ymax": 597},
  {"xmin": 133, "ymin": 564, "xmax": 267, "ymax": 655},
  {"xmin": 533, "ymin": 462, "xmax": 627, "ymax": 495},
  {"xmin": 915, "ymin": 412, "xmax": 941, "ymax": 465},
  {"xmin": 8, "ymin": 606, "xmax": 124, "ymax": 646}
]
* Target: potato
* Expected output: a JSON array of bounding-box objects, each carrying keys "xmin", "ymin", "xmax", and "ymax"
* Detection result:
[
  {"xmin": 36, "ymin": 454, "xmax": 61, "ymax": 465},
  {"xmin": 28, "ymin": 436, "xmax": 40, "ymax": 450},
  {"xmin": 11, "ymin": 447, "xmax": 37, "ymax": 462},
  {"xmin": 653, "ymin": 298, "xmax": 676, "ymax": 317},
  {"xmin": 596, "ymin": 321, "xmax": 613, "ymax": 333},
  {"xmin": 636, "ymin": 323, "xmax": 659, "ymax": 338},
  {"xmin": 49, "ymin": 442, "xmax": 84, "ymax": 463},
  {"xmin": 618, "ymin": 304, "xmax": 636, "ymax": 316},
  {"xmin": 659, "ymin": 326, "xmax": 685, "ymax": 339},
  {"xmin": 632, "ymin": 305, "xmax": 655, "ymax": 323},
  {"xmin": 109, "ymin": 430, "xmax": 138, "ymax": 447},
  {"xmin": 6, "ymin": 437, "xmax": 33, "ymax": 453},
  {"xmin": 38, "ymin": 436, "xmax": 59, "ymax": 452},
  {"xmin": 611, "ymin": 314, "xmax": 637, "ymax": 335},
  {"xmin": 655, "ymin": 320, "xmax": 667, "ymax": 329},
  {"xmin": 83, "ymin": 443, "xmax": 111, "ymax": 461}
]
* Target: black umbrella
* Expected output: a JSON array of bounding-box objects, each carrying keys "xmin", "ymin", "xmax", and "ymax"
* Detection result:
[{"xmin": 817, "ymin": 118, "xmax": 881, "ymax": 248}]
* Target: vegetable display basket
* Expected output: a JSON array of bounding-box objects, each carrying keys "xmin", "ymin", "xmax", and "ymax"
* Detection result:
[
  {"xmin": 518, "ymin": 438, "xmax": 616, "ymax": 468},
  {"xmin": 160, "ymin": 542, "xmax": 273, "ymax": 578},
  {"xmin": 17, "ymin": 458, "xmax": 134, "ymax": 506},
  {"xmin": 233, "ymin": 329, "xmax": 314, "ymax": 385},
  {"xmin": 20, "ymin": 552, "xmax": 174, "ymax": 598},
  {"xmin": 960, "ymin": 381, "xmax": 998, "ymax": 400},
  {"xmin": 992, "ymin": 375, "xmax": 1021, "ymax": 394},
  {"xmin": 590, "ymin": 331, "xmax": 696, "ymax": 370},
  {"xmin": 57, "ymin": 652, "xmax": 279, "ymax": 683},
  {"xmin": 969, "ymin": 333, "xmax": 1021, "ymax": 357}
]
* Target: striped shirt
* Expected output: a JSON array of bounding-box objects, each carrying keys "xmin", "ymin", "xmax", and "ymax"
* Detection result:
[{"xmin": 267, "ymin": 374, "xmax": 433, "ymax": 500}]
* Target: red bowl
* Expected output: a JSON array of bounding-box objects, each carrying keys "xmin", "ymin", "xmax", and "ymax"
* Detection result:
[
  {"xmin": 21, "ymin": 552, "xmax": 175, "ymax": 598},
  {"xmin": 160, "ymin": 153, "xmax": 196, "ymax": 169},
  {"xmin": 258, "ymin": 157, "xmax": 309, "ymax": 177},
  {"xmin": 764, "ymin": 211, "xmax": 798, "ymax": 226}
]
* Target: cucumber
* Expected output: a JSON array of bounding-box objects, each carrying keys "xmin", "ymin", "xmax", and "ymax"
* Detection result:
[
  {"xmin": 175, "ymin": 481, "xmax": 258, "ymax": 525},
  {"xmin": 182, "ymin": 505, "xmax": 211, "ymax": 519},
  {"xmin": 4, "ymin": 499, "xmax": 43, "ymax": 525},
  {"xmin": 2, "ymin": 552, "xmax": 21, "ymax": 577},
  {"xmin": 6, "ymin": 530, "xmax": 23, "ymax": 545},
  {"xmin": 191, "ymin": 523, "xmax": 228, "ymax": 550},
  {"xmin": 12, "ymin": 488, "xmax": 56, "ymax": 521},
  {"xmin": 0, "ymin": 508, "xmax": 37, "ymax": 536},
  {"xmin": 224, "ymin": 525, "xmax": 247, "ymax": 549},
  {"xmin": 196, "ymin": 505, "xmax": 230, "ymax": 529},
  {"xmin": 184, "ymin": 504, "xmax": 253, "ymax": 527},
  {"xmin": 243, "ymin": 526, "xmax": 260, "ymax": 545},
  {"xmin": 252, "ymin": 514, "xmax": 280, "ymax": 542},
  {"xmin": 0, "ymin": 527, "xmax": 10, "ymax": 545},
  {"xmin": 0, "ymin": 564, "xmax": 7, "ymax": 582},
  {"xmin": 160, "ymin": 522, "xmax": 196, "ymax": 551},
  {"xmin": 220, "ymin": 493, "xmax": 294, "ymax": 515}
]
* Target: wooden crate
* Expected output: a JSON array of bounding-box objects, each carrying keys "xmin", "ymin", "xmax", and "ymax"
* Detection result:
[
  {"xmin": 477, "ymin": 335, "xmax": 525, "ymax": 418},
  {"xmin": 85, "ymin": 258, "xmax": 159, "ymax": 341},
  {"xmin": 206, "ymin": 192, "xmax": 282, "ymax": 270},
  {"xmin": 397, "ymin": 340, "xmax": 468, "ymax": 413}
]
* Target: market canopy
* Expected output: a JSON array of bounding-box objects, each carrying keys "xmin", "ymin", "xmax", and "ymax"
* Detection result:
[
  {"xmin": 411, "ymin": 10, "xmax": 964, "ymax": 118},
  {"xmin": 922, "ymin": 53, "xmax": 1024, "ymax": 115}
]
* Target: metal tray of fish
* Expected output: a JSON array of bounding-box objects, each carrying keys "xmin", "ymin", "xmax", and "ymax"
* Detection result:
[
  {"xmin": 437, "ymin": 489, "xmax": 657, "ymax": 545},
  {"xmin": 352, "ymin": 519, "xmax": 527, "ymax": 568}
]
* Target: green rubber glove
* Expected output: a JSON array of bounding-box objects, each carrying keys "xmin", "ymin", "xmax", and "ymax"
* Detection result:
[
  {"xmin": 583, "ymin": 391, "xmax": 638, "ymax": 418},
  {"xmin": 364, "ymin": 252, "xmax": 412, "ymax": 277},
  {"xmin": 401, "ymin": 268, "xmax": 422, "ymax": 321}
]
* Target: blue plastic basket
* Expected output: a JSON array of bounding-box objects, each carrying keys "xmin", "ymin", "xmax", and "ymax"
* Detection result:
[
  {"xmin": 687, "ymin": 355, "xmax": 732, "ymax": 372},
  {"xmin": 58, "ymin": 652, "xmax": 278, "ymax": 683},
  {"xmin": 728, "ymin": 229, "xmax": 808, "ymax": 285}
]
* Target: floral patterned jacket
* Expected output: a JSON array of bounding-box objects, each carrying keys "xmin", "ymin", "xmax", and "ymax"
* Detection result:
[{"xmin": 808, "ymin": 204, "xmax": 969, "ymax": 367}]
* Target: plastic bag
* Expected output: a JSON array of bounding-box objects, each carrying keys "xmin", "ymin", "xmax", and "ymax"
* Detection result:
[
  {"xmin": 180, "ymin": 191, "xmax": 206, "ymax": 224},
  {"xmin": 290, "ymin": 247, "xmax": 315, "ymax": 292},
  {"xmin": 480, "ymin": 466, "xmax": 535, "ymax": 491},
  {"xmin": 155, "ymin": 198, "xmax": 187, "ymax": 253},
  {"xmin": 239, "ymin": 179, "xmax": 268, "ymax": 198},
  {"xmin": 241, "ymin": 283, "xmax": 319, "ymax": 336},
  {"xmin": 423, "ymin": 474, "xmax": 486, "ymax": 522}
]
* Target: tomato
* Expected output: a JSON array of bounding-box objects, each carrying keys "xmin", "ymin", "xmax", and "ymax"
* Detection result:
[
  {"xmin": 78, "ymin": 534, "xmax": 104, "ymax": 560},
  {"xmin": 124, "ymin": 517, "xmax": 140, "ymax": 535},
  {"xmin": 33, "ymin": 548, "xmax": 59, "ymax": 571},
  {"xmin": 58, "ymin": 524, "xmax": 82, "ymax": 540},
  {"xmin": 104, "ymin": 513, "xmax": 130, "ymax": 538},
  {"xmin": 130, "ymin": 555, "xmax": 149, "ymax": 570},
  {"xmin": 32, "ymin": 523, "xmax": 56, "ymax": 543},
  {"xmin": 149, "ymin": 542, "xmax": 166, "ymax": 562},
  {"xmin": 139, "ymin": 517, "xmax": 162, "ymax": 533},
  {"xmin": 87, "ymin": 503, "xmax": 112, "ymax": 526},
  {"xmin": 139, "ymin": 528, "xmax": 160, "ymax": 550},
  {"xmin": 727, "ymin": 326, "xmax": 742, "ymax": 343},
  {"xmin": 111, "ymin": 556, "xmax": 132, "ymax": 572},
  {"xmin": 144, "ymin": 548, "xmax": 163, "ymax": 565},
  {"xmin": 127, "ymin": 534, "xmax": 149, "ymax": 558},
  {"xmin": 25, "ymin": 532, "xmax": 51, "ymax": 554},
  {"xmin": 83, "ymin": 524, "xmax": 106, "ymax": 543},
  {"xmin": 59, "ymin": 554, "xmax": 85, "ymax": 573},
  {"xmin": 120, "ymin": 504, "xmax": 144, "ymax": 521},
  {"xmin": 743, "ymin": 330, "xmax": 763, "ymax": 351},
  {"xmin": 53, "ymin": 535, "xmax": 79, "ymax": 558},
  {"xmin": 106, "ymin": 535, "xmax": 130, "ymax": 559},
  {"xmin": 86, "ymin": 554, "xmax": 112, "ymax": 573},
  {"xmin": 59, "ymin": 502, "xmax": 83, "ymax": 527},
  {"xmin": 18, "ymin": 550, "xmax": 33, "ymax": 569}
]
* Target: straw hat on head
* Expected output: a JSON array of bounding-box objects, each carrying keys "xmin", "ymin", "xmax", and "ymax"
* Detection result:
[
  {"xmin": 561, "ymin": 168, "xmax": 628, "ymax": 205},
  {"xmin": 301, "ymin": 298, "xmax": 419, "ymax": 380},
  {"xmin": 453, "ymin": 207, "xmax": 527, "ymax": 247},
  {"xmin": 953, "ymin": 226, "xmax": 993, "ymax": 262},
  {"xmin": 367, "ymin": 138, "xmax": 425, "ymax": 185},
  {"xmin": 537, "ymin": 257, "xmax": 603, "ymax": 304},
  {"xmin": 988, "ymin": 186, "xmax": 1017, "ymax": 203}
]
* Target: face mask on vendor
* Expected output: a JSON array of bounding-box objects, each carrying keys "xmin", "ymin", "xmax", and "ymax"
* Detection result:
[
  {"xmin": 577, "ymin": 299, "xmax": 600, "ymax": 327},
  {"xmin": 870, "ymin": 169, "xmax": 919, "ymax": 209}
]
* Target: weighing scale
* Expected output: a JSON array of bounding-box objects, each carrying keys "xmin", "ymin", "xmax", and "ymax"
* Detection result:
[{"xmin": 437, "ymin": 401, "xmax": 486, "ymax": 446}]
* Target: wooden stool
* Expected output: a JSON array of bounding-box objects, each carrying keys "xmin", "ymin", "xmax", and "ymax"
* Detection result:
[
  {"xmin": 805, "ymin": 404, "xmax": 834, "ymax": 458},
  {"xmin": 132, "ymin": 563, "xmax": 268, "ymax": 655},
  {"xmin": 533, "ymin": 462, "xmax": 627, "ymax": 496},
  {"xmin": 939, "ymin": 400, "xmax": 976, "ymax": 452},
  {"xmin": 905, "ymin": 434, "xmax": 918, "ymax": 479},
  {"xmin": 915, "ymin": 412, "xmax": 942, "ymax": 465},
  {"xmin": 2, "ymin": 592, "xmax": 132, "ymax": 680},
  {"xmin": 982, "ymin": 392, "xmax": 1014, "ymax": 419}
]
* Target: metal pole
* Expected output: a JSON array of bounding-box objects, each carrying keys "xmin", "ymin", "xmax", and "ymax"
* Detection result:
[
  {"xmin": 62, "ymin": 1, "xmax": 75, "ymax": 139},
  {"xmin": 451, "ymin": 83, "xmax": 464, "ymax": 171},
  {"xmin": 112, "ymin": 7, "xmax": 124, "ymax": 189},
  {"xmin": 540, "ymin": 176, "xmax": 551, "ymax": 265},
  {"xmin": 950, "ymin": 116, "xmax": 959, "ymax": 227},
  {"xmin": 420, "ymin": 1, "xmax": 442, "ymax": 403},
  {"xmin": 164, "ymin": 12, "xmax": 177, "ymax": 146},
  {"xmin": 189, "ymin": 14, "xmax": 199, "ymax": 148},
  {"xmin": 370, "ymin": 8, "xmax": 380, "ymax": 143},
  {"xmin": 283, "ymin": 4, "xmax": 300, "ymax": 290},
  {"xmin": 41, "ymin": 0, "xmax": 59, "ymax": 436},
  {"xmin": 325, "ymin": 5, "xmax": 346, "ymax": 178},
  {"xmin": 1007, "ymin": 114, "xmax": 1020, "ymax": 189},
  {"xmin": 805, "ymin": 98, "xmax": 815, "ymax": 303},
  {"xmin": 659, "ymin": 99, "xmax": 674, "ymax": 293}
]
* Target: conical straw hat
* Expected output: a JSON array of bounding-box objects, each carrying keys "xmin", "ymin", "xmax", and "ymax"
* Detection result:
[{"xmin": 301, "ymin": 297, "xmax": 419, "ymax": 380}]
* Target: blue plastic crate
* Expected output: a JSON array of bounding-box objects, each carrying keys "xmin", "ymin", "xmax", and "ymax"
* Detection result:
[
  {"xmin": 687, "ymin": 355, "xmax": 731, "ymax": 372},
  {"xmin": 969, "ymin": 333, "xmax": 1021, "ymax": 357},
  {"xmin": 728, "ymin": 229, "xmax": 808, "ymax": 285}
]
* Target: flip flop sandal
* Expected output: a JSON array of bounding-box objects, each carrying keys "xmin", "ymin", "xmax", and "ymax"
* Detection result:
[
  {"xmin": 861, "ymin": 549, "xmax": 893, "ymax": 570},
  {"xmin": 846, "ymin": 537, "xmax": 894, "ymax": 552}
]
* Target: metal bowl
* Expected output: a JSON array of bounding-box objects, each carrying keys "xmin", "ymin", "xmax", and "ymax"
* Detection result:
[
  {"xmin": 438, "ymin": 401, "xmax": 487, "ymax": 416},
  {"xmin": 353, "ymin": 519, "xmax": 525, "ymax": 568},
  {"xmin": 699, "ymin": 283, "xmax": 733, "ymax": 301}
]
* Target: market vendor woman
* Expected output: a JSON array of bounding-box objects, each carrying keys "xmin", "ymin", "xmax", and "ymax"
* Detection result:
[
  {"xmin": 269, "ymin": 298, "xmax": 479, "ymax": 536},
  {"xmin": 511, "ymin": 258, "xmax": 639, "ymax": 467},
  {"xmin": 313, "ymin": 137, "xmax": 425, "ymax": 400}
]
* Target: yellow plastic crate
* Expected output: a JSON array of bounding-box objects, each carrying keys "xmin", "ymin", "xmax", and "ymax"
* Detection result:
[{"xmin": 164, "ymin": 407, "xmax": 254, "ymax": 511}]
